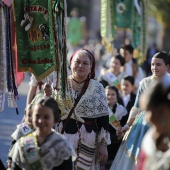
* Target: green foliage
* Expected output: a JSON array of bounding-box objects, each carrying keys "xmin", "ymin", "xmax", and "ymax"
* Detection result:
[{"xmin": 149, "ymin": 0, "xmax": 170, "ymax": 26}]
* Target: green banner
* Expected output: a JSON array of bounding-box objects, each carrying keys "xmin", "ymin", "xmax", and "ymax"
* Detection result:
[
  {"xmin": 67, "ymin": 17, "xmax": 82, "ymax": 46},
  {"xmin": 115, "ymin": 0, "xmax": 134, "ymax": 29},
  {"xmin": 14, "ymin": 0, "xmax": 56, "ymax": 81}
]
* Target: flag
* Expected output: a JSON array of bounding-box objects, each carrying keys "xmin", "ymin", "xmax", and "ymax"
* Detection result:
[
  {"xmin": 14, "ymin": 0, "xmax": 56, "ymax": 81},
  {"xmin": 114, "ymin": 0, "xmax": 134, "ymax": 29}
]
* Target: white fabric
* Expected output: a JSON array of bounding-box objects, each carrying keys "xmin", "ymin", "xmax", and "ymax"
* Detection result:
[
  {"xmin": 125, "ymin": 60, "xmax": 145, "ymax": 88},
  {"xmin": 101, "ymin": 69, "xmax": 126, "ymax": 86},
  {"xmin": 11, "ymin": 122, "xmax": 33, "ymax": 140},
  {"xmin": 29, "ymin": 71, "xmax": 57, "ymax": 88},
  {"xmin": 56, "ymin": 123, "xmax": 111, "ymax": 147},
  {"xmin": 11, "ymin": 131, "xmax": 75, "ymax": 170},
  {"xmin": 59, "ymin": 79, "xmax": 110, "ymax": 120},
  {"xmin": 114, "ymin": 103, "xmax": 127, "ymax": 121},
  {"xmin": 122, "ymin": 94, "xmax": 131, "ymax": 107}
]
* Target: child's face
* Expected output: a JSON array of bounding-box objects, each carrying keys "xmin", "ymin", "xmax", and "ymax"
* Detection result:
[
  {"xmin": 105, "ymin": 89, "xmax": 117, "ymax": 106},
  {"xmin": 25, "ymin": 109, "xmax": 33, "ymax": 128},
  {"xmin": 121, "ymin": 80, "xmax": 133, "ymax": 95},
  {"xmin": 110, "ymin": 58, "xmax": 121, "ymax": 74},
  {"xmin": 32, "ymin": 104, "xmax": 55, "ymax": 136}
]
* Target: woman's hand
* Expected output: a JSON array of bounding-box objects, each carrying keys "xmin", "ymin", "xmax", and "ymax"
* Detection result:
[{"xmin": 98, "ymin": 145, "xmax": 108, "ymax": 167}]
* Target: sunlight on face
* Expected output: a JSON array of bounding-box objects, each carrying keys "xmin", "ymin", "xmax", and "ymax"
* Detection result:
[
  {"xmin": 70, "ymin": 53, "xmax": 91, "ymax": 80},
  {"xmin": 105, "ymin": 89, "xmax": 117, "ymax": 106}
]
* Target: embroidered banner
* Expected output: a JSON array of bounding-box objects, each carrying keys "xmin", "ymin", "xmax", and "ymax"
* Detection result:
[
  {"xmin": 14, "ymin": 0, "xmax": 56, "ymax": 81},
  {"xmin": 114, "ymin": 0, "xmax": 134, "ymax": 29}
]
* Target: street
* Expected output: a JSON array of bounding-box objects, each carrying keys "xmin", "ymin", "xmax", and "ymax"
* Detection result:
[{"xmin": 0, "ymin": 73, "xmax": 30, "ymax": 168}]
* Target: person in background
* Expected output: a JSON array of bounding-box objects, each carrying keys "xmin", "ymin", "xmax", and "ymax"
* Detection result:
[
  {"xmin": 144, "ymin": 43, "xmax": 159, "ymax": 76},
  {"xmin": 105, "ymin": 85, "xmax": 127, "ymax": 170},
  {"xmin": 56, "ymin": 49, "xmax": 110, "ymax": 170},
  {"xmin": 120, "ymin": 44, "xmax": 144, "ymax": 91},
  {"xmin": 11, "ymin": 97, "xmax": 74, "ymax": 170},
  {"xmin": 110, "ymin": 51, "xmax": 170, "ymax": 170},
  {"xmin": 136, "ymin": 81, "xmax": 170, "ymax": 170},
  {"xmin": 98, "ymin": 54, "xmax": 126, "ymax": 90},
  {"xmin": 7, "ymin": 104, "xmax": 34, "ymax": 169},
  {"xmin": 119, "ymin": 76, "xmax": 136, "ymax": 125},
  {"xmin": 26, "ymin": 71, "xmax": 57, "ymax": 105}
]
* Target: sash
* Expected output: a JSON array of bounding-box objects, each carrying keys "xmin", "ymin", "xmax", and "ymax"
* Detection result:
[
  {"xmin": 108, "ymin": 107, "xmax": 121, "ymax": 130},
  {"xmin": 21, "ymin": 133, "xmax": 43, "ymax": 170},
  {"xmin": 102, "ymin": 71, "xmax": 120, "ymax": 87},
  {"xmin": 12, "ymin": 122, "xmax": 33, "ymax": 141}
]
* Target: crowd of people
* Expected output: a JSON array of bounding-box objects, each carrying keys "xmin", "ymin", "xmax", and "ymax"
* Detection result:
[{"xmin": 5, "ymin": 43, "xmax": 170, "ymax": 170}]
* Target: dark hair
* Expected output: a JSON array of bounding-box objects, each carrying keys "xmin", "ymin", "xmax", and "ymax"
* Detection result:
[
  {"xmin": 122, "ymin": 44, "xmax": 134, "ymax": 54},
  {"xmin": 143, "ymin": 82, "xmax": 170, "ymax": 111},
  {"xmin": 70, "ymin": 49, "xmax": 96, "ymax": 79},
  {"xmin": 105, "ymin": 85, "xmax": 119, "ymax": 99},
  {"xmin": 113, "ymin": 54, "xmax": 125, "ymax": 66},
  {"xmin": 35, "ymin": 97, "xmax": 61, "ymax": 123},
  {"xmin": 123, "ymin": 76, "xmax": 135, "ymax": 85},
  {"xmin": 152, "ymin": 51, "xmax": 170, "ymax": 65}
]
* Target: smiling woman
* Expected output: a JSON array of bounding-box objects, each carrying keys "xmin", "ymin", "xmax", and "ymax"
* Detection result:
[{"xmin": 56, "ymin": 49, "xmax": 111, "ymax": 170}]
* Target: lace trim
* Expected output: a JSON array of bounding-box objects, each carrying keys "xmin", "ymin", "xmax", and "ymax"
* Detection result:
[
  {"xmin": 114, "ymin": 104, "xmax": 127, "ymax": 121},
  {"xmin": 56, "ymin": 123, "xmax": 111, "ymax": 146},
  {"xmin": 97, "ymin": 127, "xmax": 111, "ymax": 145},
  {"xmin": 12, "ymin": 132, "xmax": 75, "ymax": 170}
]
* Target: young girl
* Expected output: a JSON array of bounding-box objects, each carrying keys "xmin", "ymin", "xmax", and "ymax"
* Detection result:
[
  {"xmin": 7, "ymin": 104, "xmax": 34, "ymax": 169},
  {"xmin": 11, "ymin": 97, "xmax": 75, "ymax": 170},
  {"xmin": 105, "ymin": 85, "xmax": 127, "ymax": 169}
]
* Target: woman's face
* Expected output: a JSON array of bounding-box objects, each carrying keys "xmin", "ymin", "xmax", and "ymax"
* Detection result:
[
  {"xmin": 105, "ymin": 89, "xmax": 117, "ymax": 106},
  {"xmin": 32, "ymin": 104, "xmax": 54, "ymax": 136},
  {"xmin": 110, "ymin": 58, "xmax": 121, "ymax": 74},
  {"xmin": 70, "ymin": 53, "xmax": 91, "ymax": 80},
  {"xmin": 151, "ymin": 58, "xmax": 167, "ymax": 78}
]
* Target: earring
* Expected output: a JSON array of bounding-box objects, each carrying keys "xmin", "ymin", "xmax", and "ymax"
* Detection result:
[{"xmin": 88, "ymin": 73, "xmax": 91, "ymax": 79}]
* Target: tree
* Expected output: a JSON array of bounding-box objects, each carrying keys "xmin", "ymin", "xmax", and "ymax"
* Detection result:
[{"xmin": 149, "ymin": 0, "xmax": 170, "ymax": 51}]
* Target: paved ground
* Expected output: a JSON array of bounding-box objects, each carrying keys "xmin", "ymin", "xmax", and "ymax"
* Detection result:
[{"xmin": 0, "ymin": 72, "xmax": 30, "ymax": 168}]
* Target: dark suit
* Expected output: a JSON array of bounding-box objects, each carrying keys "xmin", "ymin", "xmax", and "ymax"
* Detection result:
[{"xmin": 118, "ymin": 92, "xmax": 136, "ymax": 125}]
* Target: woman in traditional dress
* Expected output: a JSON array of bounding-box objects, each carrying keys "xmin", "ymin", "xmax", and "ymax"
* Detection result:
[
  {"xmin": 11, "ymin": 97, "xmax": 74, "ymax": 170},
  {"xmin": 56, "ymin": 49, "xmax": 110, "ymax": 170},
  {"xmin": 110, "ymin": 51, "xmax": 170, "ymax": 170},
  {"xmin": 136, "ymin": 81, "xmax": 170, "ymax": 170}
]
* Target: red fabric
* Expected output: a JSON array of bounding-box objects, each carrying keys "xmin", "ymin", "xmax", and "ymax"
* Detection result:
[
  {"xmin": 2, "ymin": 0, "xmax": 12, "ymax": 7},
  {"xmin": 136, "ymin": 150, "xmax": 147, "ymax": 170},
  {"xmin": 11, "ymin": 9, "xmax": 24, "ymax": 86}
]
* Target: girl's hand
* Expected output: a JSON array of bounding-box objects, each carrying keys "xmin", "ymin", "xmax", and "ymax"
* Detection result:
[{"xmin": 116, "ymin": 127, "xmax": 123, "ymax": 139}]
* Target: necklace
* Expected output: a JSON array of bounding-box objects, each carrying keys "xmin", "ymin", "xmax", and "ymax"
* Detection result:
[{"xmin": 72, "ymin": 78, "xmax": 86, "ymax": 92}]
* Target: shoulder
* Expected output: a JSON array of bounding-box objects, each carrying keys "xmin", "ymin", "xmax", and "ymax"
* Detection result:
[
  {"xmin": 89, "ymin": 79, "xmax": 104, "ymax": 89},
  {"xmin": 139, "ymin": 76, "xmax": 152, "ymax": 86}
]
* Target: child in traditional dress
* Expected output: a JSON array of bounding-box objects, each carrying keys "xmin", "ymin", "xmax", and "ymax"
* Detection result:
[
  {"xmin": 7, "ymin": 104, "xmax": 34, "ymax": 169},
  {"xmin": 105, "ymin": 85, "xmax": 127, "ymax": 169},
  {"xmin": 10, "ymin": 97, "xmax": 75, "ymax": 170}
]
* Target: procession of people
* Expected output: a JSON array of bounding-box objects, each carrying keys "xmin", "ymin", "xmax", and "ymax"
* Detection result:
[{"xmin": 1, "ymin": 0, "xmax": 170, "ymax": 170}]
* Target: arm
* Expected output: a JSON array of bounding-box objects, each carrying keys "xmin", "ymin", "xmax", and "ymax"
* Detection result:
[
  {"xmin": 121, "ymin": 84, "xmax": 143, "ymax": 133},
  {"xmin": 26, "ymin": 85, "xmax": 37, "ymax": 105}
]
